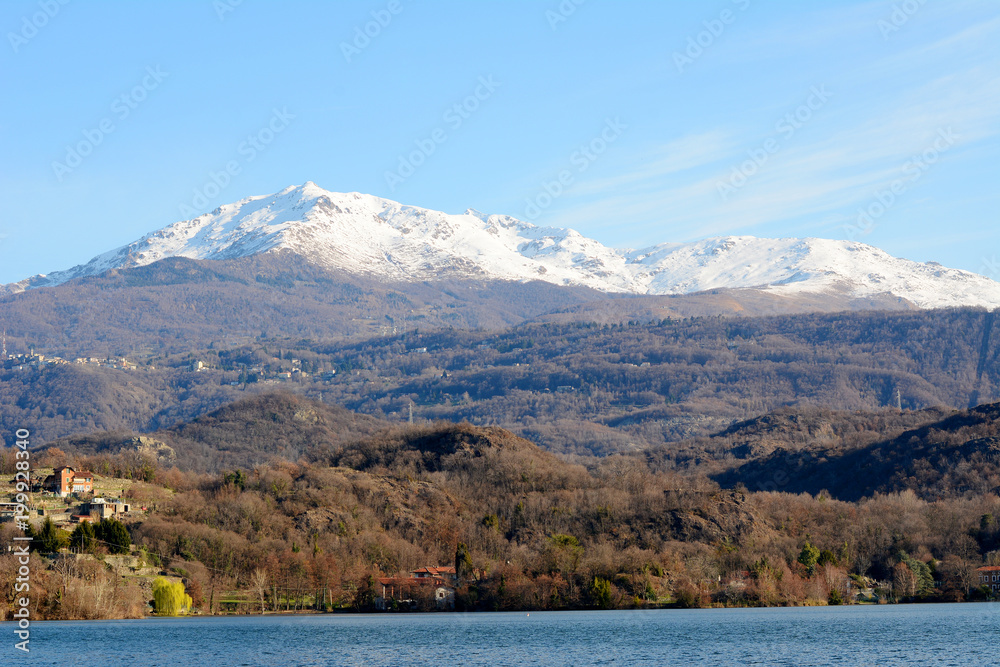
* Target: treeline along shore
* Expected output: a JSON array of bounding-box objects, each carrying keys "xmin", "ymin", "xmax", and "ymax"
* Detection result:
[{"xmin": 4, "ymin": 393, "xmax": 1000, "ymax": 619}]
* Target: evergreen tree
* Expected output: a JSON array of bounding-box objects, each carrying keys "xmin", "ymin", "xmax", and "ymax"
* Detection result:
[
  {"xmin": 70, "ymin": 521, "xmax": 96, "ymax": 552},
  {"xmin": 898, "ymin": 552, "xmax": 935, "ymax": 597},
  {"xmin": 798, "ymin": 541, "xmax": 820, "ymax": 575},
  {"xmin": 223, "ymin": 469, "xmax": 247, "ymax": 490},
  {"xmin": 95, "ymin": 517, "xmax": 131, "ymax": 554},
  {"xmin": 455, "ymin": 542, "xmax": 473, "ymax": 581},
  {"xmin": 31, "ymin": 517, "xmax": 65, "ymax": 553},
  {"xmin": 589, "ymin": 576, "xmax": 613, "ymax": 609},
  {"xmin": 818, "ymin": 549, "xmax": 838, "ymax": 567}
]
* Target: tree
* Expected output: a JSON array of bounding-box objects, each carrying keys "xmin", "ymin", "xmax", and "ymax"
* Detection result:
[
  {"xmin": 817, "ymin": 549, "xmax": 837, "ymax": 567},
  {"xmin": 32, "ymin": 517, "xmax": 66, "ymax": 553},
  {"xmin": 893, "ymin": 562, "xmax": 918, "ymax": 600},
  {"xmin": 545, "ymin": 534, "xmax": 584, "ymax": 574},
  {"xmin": 186, "ymin": 578, "xmax": 205, "ymax": 611},
  {"xmin": 589, "ymin": 576, "xmax": 613, "ymax": 609},
  {"xmin": 223, "ymin": 469, "xmax": 247, "ymax": 490},
  {"xmin": 252, "ymin": 568, "xmax": 269, "ymax": 614},
  {"xmin": 95, "ymin": 517, "xmax": 131, "ymax": 554},
  {"xmin": 798, "ymin": 541, "xmax": 820, "ymax": 575},
  {"xmin": 153, "ymin": 577, "xmax": 192, "ymax": 616},
  {"xmin": 352, "ymin": 575, "xmax": 377, "ymax": 611},
  {"xmin": 949, "ymin": 535, "xmax": 983, "ymax": 598},
  {"xmin": 455, "ymin": 542, "xmax": 473, "ymax": 582},
  {"xmin": 897, "ymin": 552, "xmax": 934, "ymax": 597},
  {"xmin": 70, "ymin": 521, "xmax": 96, "ymax": 552}
]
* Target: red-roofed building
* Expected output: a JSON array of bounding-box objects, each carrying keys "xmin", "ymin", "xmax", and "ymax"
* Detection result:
[
  {"xmin": 977, "ymin": 566, "xmax": 1000, "ymax": 592},
  {"xmin": 411, "ymin": 566, "xmax": 457, "ymax": 582},
  {"xmin": 376, "ymin": 566, "xmax": 457, "ymax": 610},
  {"xmin": 42, "ymin": 467, "xmax": 94, "ymax": 497}
]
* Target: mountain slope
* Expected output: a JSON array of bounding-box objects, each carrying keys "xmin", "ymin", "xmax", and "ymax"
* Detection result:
[
  {"xmin": 708, "ymin": 401, "xmax": 1000, "ymax": 501},
  {"xmin": 44, "ymin": 392, "xmax": 392, "ymax": 472},
  {"xmin": 7, "ymin": 182, "xmax": 1000, "ymax": 309},
  {"xmin": 6, "ymin": 308, "xmax": 1000, "ymax": 455}
]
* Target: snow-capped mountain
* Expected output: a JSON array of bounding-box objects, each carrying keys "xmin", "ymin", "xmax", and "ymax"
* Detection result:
[{"xmin": 8, "ymin": 181, "xmax": 1000, "ymax": 310}]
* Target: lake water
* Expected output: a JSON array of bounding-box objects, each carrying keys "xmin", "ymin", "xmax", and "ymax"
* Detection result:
[{"xmin": 6, "ymin": 603, "xmax": 999, "ymax": 666}]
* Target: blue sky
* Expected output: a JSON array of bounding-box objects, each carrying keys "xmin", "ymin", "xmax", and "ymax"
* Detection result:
[{"xmin": 1, "ymin": 0, "xmax": 998, "ymax": 284}]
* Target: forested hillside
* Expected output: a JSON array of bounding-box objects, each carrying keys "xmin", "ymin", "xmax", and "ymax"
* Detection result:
[
  {"xmin": 45, "ymin": 394, "xmax": 390, "ymax": 472},
  {"xmin": 0, "ymin": 362, "xmax": 262, "ymax": 440},
  {"xmin": 6, "ymin": 398, "xmax": 1000, "ymax": 617},
  {"xmin": 710, "ymin": 402, "xmax": 1000, "ymax": 501},
  {"xmin": 5, "ymin": 307, "xmax": 999, "ymax": 457},
  {"xmin": 42, "ymin": 391, "xmax": 1000, "ymax": 505}
]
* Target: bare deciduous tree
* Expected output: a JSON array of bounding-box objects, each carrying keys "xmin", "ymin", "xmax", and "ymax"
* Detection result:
[{"xmin": 252, "ymin": 568, "xmax": 268, "ymax": 614}]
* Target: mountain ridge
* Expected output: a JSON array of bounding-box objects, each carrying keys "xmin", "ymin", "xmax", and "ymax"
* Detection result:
[{"xmin": 6, "ymin": 181, "xmax": 1000, "ymax": 310}]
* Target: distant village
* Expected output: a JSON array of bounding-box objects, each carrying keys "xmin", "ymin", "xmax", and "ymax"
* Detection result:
[
  {"xmin": 1, "ymin": 352, "xmax": 139, "ymax": 371},
  {"xmin": 0, "ymin": 332, "xmax": 588, "ymax": 396},
  {"xmin": 0, "ymin": 333, "xmax": 335, "ymax": 384},
  {"xmin": 0, "ymin": 330, "xmax": 139, "ymax": 371},
  {"xmin": 0, "ymin": 347, "xmax": 327, "ymax": 384}
]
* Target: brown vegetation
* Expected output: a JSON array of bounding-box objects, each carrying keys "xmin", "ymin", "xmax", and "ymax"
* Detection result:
[
  {"xmin": 6, "ymin": 306, "xmax": 1000, "ymax": 461},
  {"xmin": 7, "ymin": 403, "xmax": 1000, "ymax": 617}
]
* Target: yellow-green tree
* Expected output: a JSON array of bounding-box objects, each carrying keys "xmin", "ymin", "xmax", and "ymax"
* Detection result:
[{"xmin": 153, "ymin": 577, "xmax": 193, "ymax": 616}]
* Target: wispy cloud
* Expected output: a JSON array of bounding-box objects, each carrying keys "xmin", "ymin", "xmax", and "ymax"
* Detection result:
[
  {"xmin": 568, "ymin": 130, "xmax": 735, "ymax": 197},
  {"xmin": 539, "ymin": 6, "xmax": 1000, "ymax": 250}
]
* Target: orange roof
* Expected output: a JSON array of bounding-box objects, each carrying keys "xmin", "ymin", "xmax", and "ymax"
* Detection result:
[
  {"xmin": 412, "ymin": 566, "xmax": 455, "ymax": 575},
  {"xmin": 978, "ymin": 566, "xmax": 1000, "ymax": 571},
  {"xmin": 378, "ymin": 576, "xmax": 449, "ymax": 587}
]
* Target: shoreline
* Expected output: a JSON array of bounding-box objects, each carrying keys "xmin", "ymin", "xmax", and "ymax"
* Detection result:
[{"xmin": 8, "ymin": 599, "xmax": 995, "ymax": 624}]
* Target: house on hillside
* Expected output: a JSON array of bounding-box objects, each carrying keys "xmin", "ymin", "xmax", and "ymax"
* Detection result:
[
  {"xmin": 88, "ymin": 497, "xmax": 130, "ymax": 519},
  {"xmin": 42, "ymin": 467, "xmax": 94, "ymax": 497},
  {"xmin": 977, "ymin": 566, "xmax": 1000, "ymax": 592},
  {"xmin": 376, "ymin": 566, "xmax": 457, "ymax": 610}
]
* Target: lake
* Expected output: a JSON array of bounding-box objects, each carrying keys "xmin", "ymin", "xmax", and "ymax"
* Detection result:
[{"xmin": 6, "ymin": 603, "xmax": 999, "ymax": 666}]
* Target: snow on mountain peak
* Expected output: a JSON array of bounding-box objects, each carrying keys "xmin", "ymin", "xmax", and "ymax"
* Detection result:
[{"xmin": 7, "ymin": 182, "xmax": 1000, "ymax": 310}]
